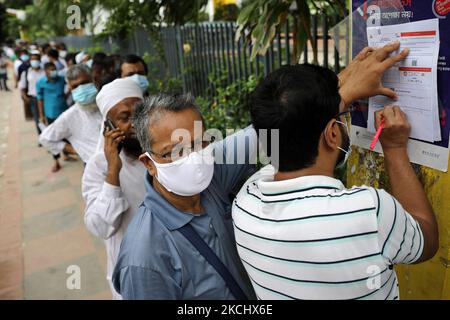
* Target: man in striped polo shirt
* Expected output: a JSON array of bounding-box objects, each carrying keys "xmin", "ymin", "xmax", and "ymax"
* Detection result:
[{"xmin": 232, "ymin": 63, "xmax": 438, "ymax": 300}]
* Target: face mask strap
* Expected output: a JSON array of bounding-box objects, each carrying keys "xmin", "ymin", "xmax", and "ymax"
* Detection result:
[
  {"xmin": 323, "ymin": 120, "xmax": 352, "ymax": 163},
  {"xmin": 336, "ymin": 120, "xmax": 350, "ymax": 136}
]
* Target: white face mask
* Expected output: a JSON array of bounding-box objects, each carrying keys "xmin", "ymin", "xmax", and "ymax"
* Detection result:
[{"xmin": 145, "ymin": 145, "xmax": 215, "ymax": 196}]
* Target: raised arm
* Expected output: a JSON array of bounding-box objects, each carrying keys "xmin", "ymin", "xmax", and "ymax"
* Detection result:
[
  {"xmin": 375, "ymin": 106, "xmax": 438, "ymax": 263},
  {"xmin": 338, "ymin": 42, "xmax": 409, "ymax": 106}
]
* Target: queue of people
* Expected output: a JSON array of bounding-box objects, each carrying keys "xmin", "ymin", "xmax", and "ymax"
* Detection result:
[{"xmin": 2, "ymin": 39, "xmax": 439, "ymax": 300}]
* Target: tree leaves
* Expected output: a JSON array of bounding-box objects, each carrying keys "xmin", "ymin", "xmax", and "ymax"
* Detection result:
[{"xmin": 236, "ymin": 0, "xmax": 346, "ymax": 63}]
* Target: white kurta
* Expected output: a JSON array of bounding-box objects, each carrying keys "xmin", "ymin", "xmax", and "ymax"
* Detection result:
[
  {"xmin": 82, "ymin": 149, "xmax": 146, "ymax": 298},
  {"xmin": 18, "ymin": 68, "xmax": 45, "ymax": 97},
  {"xmin": 39, "ymin": 103, "xmax": 102, "ymax": 163}
]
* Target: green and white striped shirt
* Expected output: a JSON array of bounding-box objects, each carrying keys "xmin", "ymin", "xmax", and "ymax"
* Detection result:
[{"xmin": 232, "ymin": 165, "xmax": 424, "ymax": 300}]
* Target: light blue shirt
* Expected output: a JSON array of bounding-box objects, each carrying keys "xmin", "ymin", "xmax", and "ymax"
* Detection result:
[
  {"xmin": 113, "ymin": 128, "xmax": 258, "ymax": 300},
  {"xmin": 36, "ymin": 75, "xmax": 67, "ymax": 119}
]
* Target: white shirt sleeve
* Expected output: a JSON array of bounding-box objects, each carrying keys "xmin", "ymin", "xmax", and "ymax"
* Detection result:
[
  {"xmin": 82, "ymin": 152, "xmax": 130, "ymax": 239},
  {"xmin": 212, "ymin": 125, "xmax": 258, "ymax": 194},
  {"xmin": 373, "ymin": 188, "xmax": 424, "ymax": 265},
  {"xmin": 18, "ymin": 71, "xmax": 27, "ymax": 90},
  {"xmin": 38, "ymin": 111, "xmax": 71, "ymax": 155},
  {"xmin": 14, "ymin": 60, "xmax": 22, "ymax": 76}
]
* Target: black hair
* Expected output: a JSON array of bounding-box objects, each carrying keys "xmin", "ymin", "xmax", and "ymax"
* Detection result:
[
  {"xmin": 16, "ymin": 48, "xmax": 28, "ymax": 55},
  {"xmin": 249, "ymin": 64, "xmax": 341, "ymax": 172},
  {"xmin": 120, "ymin": 54, "xmax": 148, "ymax": 75},
  {"xmin": 44, "ymin": 62, "xmax": 56, "ymax": 70},
  {"xmin": 92, "ymin": 55, "xmax": 120, "ymax": 90},
  {"xmin": 41, "ymin": 43, "xmax": 50, "ymax": 54},
  {"xmin": 65, "ymin": 53, "xmax": 77, "ymax": 65},
  {"xmin": 57, "ymin": 42, "xmax": 67, "ymax": 50},
  {"xmin": 47, "ymin": 48, "xmax": 59, "ymax": 59},
  {"xmin": 92, "ymin": 52, "xmax": 107, "ymax": 64}
]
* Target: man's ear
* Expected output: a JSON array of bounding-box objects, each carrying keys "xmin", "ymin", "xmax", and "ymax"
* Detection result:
[
  {"xmin": 323, "ymin": 119, "xmax": 339, "ymax": 150},
  {"xmin": 138, "ymin": 153, "xmax": 157, "ymax": 177}
]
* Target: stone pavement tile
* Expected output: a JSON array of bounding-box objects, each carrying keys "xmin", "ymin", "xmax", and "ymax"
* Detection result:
[
  {"xmin": 20, "ymin": 137, "xmax": 38, "ymax": 150},
  {"xmin": 72, "ymin": 186, "xmax": 83, "ymax": 203},
  {"xmin": 0, "ymin": 223, "xmax": 21, "ymax": 251},
  {"xmin": 21, "ymin": 164, "xmax": 67, "ymax": 182},
  {"xmin": 0, "ymin": 252, "xmax": 23, "ymax": 292},
  {"xmin": 0, "ymin": 243, "xmax": 22, "ymax": 263},
  {"xmin": 18, "ymin": 119, "xmax": 35, "ymax": 132},
  {"xmin": 66, "ymin": 171, "xmax": 84, "ymax": 189},
  {"xmin": 22, "ymin": 205, "xmax": 84, "ymax": 243},
  {"xmin": 21, "ymin": 174, "xmax": 71, "ymax": 198},
  {"xmin": 22, "ymin": 187, "xmax": 79, "ymax": 219},
  {"xmin": 24, "ymin": 253, "xmax": 109, "ymax": 300},
  {"xmin": 23, "ymin": 225, "xmax": 96, "ymax": 276},
  {"xmin": 85, "ymin": 289, "xmax": 112, "ymax": 300},
  {"xmin": 0, "ymin": 204, "xmax": 21, "ymax": 226},
  {"xmin": 1, "ymin": 85, "xmax": 110, "ymax": 299},
  {"xmin": 20, "ymin": 148, "xmax": 50, "ymax": 167},
  {"xmin": 20, "ymin": 152, "xmax": 54, "ymax": 171},
  {"xmin": 0, "ymin": 187, "xmax": 21, "ymax": 201},
  {"xmin": 0, "ymin": 85, "xmax": 24, "ymax": 299},
  {"xmin": 20, "ymin": 131, "xmax": 39, "ymax": 146},
  {"xmin": 0, "ymin": 285, "xmax": 23, "ymax": 300},
  {"xmin": 20, "ymin": 145, "xmax": 46, "ymax": 159}
]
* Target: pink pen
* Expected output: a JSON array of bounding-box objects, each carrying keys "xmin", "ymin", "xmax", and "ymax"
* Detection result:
[{"xmin": 370, "ymin": 118, "xmax": 385, "ymax": 151}]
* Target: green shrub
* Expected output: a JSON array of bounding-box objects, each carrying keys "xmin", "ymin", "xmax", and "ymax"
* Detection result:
[{"xmin": 197, "ymin": 73, "xmax": 260, "ymax": 132}]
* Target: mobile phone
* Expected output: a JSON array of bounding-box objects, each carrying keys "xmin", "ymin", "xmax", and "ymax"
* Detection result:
[
  {"xmin": 104, "ymin": 118, "xmax": 123, "ymax": 153},
  {"xmin": 104, "ymin": 118, "xmax": 116, "ymax": 131}
]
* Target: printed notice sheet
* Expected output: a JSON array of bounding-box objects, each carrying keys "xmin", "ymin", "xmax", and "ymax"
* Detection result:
[{"xmin": 366, "ymin": 18, "xmax": 440, "ymax": 142}]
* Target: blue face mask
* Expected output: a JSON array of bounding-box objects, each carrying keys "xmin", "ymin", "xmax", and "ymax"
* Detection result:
[
  {"xmin": 21, "ymin": 54, "xmax": 30, "ymax": 62},
  {"xmin": 30, "ymin": 60, "xmax": 41, "ymax": 69},
  {"xmin": 71, "ymin": 83, "xmax": 98, "ymax": 106},
  {"xmin": 49, "ymin": 70, "xmax": 58, "ymax": 79},
  {"xmin": 128, "ymin": 74, "xmax": 149, "ymax": 93},
  {"xmin": 86, "ymin": 59, "xmax": 93, "ymax": 68}
]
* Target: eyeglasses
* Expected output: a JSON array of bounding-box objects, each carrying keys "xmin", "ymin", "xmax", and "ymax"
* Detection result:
[
  {"xmin": 334, "ymin": 104, "xmax": 358, "ymax": 131},
  {"xmin": 149, "ymin": 135, "xmax": 216, "ymax": 163},
  {"xmin": 335, "ymin": 104, "xmax": 358, "ymax": 118}
]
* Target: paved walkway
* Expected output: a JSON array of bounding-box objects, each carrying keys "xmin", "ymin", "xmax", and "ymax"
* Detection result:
[{"xmin": 0, "ymin": 81, "xmax": 111, "ymax": 299}]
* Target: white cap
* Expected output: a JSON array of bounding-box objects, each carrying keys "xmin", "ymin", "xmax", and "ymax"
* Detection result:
[
  {"xmin": 75, "ymin": 51, "xmax": 88, "ymax": 64},
  {"xmin": 96, "ymin": 78, "xmax": 143, "ymax": 119}
]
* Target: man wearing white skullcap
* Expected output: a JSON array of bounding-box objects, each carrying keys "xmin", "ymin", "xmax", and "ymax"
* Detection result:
[
  {"xmin": 81, "ymin": 78, "xmax": 146, "ymax": 299},
  {"xmin": 75, "ymin": 51, "xmax": 90, "ymax": 65}
]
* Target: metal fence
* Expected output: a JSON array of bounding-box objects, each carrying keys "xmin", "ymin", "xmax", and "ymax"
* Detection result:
[
  {"xmin": 173, "ymin": 15, "xmax": 346, "ymax": 96},
  {"xmin": 57, "ymin": 14, "xmax": 346, "ymax": 97}
]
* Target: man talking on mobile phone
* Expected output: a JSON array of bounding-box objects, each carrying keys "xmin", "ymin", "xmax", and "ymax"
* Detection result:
[{"xmin": 81, "ymin": 78, "xmax": 146, "ymax": 299}]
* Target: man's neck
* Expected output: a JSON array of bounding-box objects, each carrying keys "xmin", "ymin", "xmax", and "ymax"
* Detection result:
[
  {"xmin": 152, "ymin": 178, "xmax": 203, "ymax": 214},
  {"xmin": 123, "ymin": 148, "xmax": 142, "ymax": 160},
  {"xmin": 274, "ymin": 163, "xmax": 334, "ymax": 182}
]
